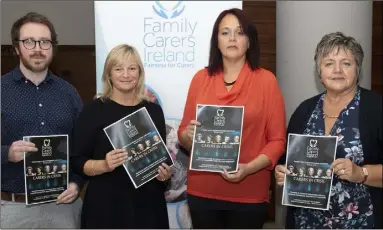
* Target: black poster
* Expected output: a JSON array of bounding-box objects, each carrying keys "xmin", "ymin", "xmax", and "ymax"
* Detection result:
[
  {"xmin": 104, "ymin": 107, "xmax": 174, "ymax": 188},
  {"xmin": 189, "ymin": 104, "xmax": 244, "ymax": 173},
  {"xmin": 282, "ymin": 134, "xmax": 338, "ymax": 210},
  {"xmin": 23, "ymin": 135, "xmax": 68, "ymax": 205}
]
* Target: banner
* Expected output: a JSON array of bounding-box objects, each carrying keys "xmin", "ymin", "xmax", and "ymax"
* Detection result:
[{"xmin": 94, "ymin": 1, "xmax": 242, "ymax": 228}]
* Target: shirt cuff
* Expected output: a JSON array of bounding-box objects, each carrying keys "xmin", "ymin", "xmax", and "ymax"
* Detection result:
[
  {"xmin": 1, "ymin": 145, "xmax": 10, "ymax": 164},
  {"xmin": 264, "ymin": 155, "xmax": 275, "ymax": 171}
]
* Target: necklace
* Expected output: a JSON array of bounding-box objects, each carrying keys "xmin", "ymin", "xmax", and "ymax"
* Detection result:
[
  {"xmin": 224, "ymin": 80, "xmax": 236, "ymax": 86},
  {"xmin": 323, "ymin": 113, "xmax": 338, "ymax": 119},
  {"xmin": 323, "ymin": 94, "xmax": 343, "ymax": 119}
]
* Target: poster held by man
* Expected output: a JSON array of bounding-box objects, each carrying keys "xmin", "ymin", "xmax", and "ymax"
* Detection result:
[{"xmin": 23, "ymin": 135, "xmax": 69, "ymax": 205}]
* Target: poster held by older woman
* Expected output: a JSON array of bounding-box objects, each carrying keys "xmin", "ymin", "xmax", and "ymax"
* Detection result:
[{"xmin": 282, "ymin": 134, "xmax": 338, "ymax": 210}]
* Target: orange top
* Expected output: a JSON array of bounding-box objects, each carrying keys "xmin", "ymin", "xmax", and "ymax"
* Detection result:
[{"xmin": 178, "ymin": 63, "xmax": 286, "ymax": 203}]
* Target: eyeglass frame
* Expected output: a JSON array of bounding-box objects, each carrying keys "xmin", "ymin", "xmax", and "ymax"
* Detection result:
[{"xmin": 17, "ymin": 39, "xmax": 56, "ymax": 50}]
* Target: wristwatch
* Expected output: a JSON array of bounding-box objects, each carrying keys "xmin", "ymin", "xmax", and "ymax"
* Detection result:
[{"xmin": 360, "ymin": 167, "xmax": 369, "ymax": 184}]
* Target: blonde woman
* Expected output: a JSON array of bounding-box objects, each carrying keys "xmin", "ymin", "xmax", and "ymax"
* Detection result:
[{"xmin": 71, "ymin": 44, "xmax": 172, "ymax": 229}]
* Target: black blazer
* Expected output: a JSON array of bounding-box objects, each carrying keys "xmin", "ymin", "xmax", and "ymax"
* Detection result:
[{"xmin": 278, "ymin": 87, "xmax": 382, "ymax": 229}]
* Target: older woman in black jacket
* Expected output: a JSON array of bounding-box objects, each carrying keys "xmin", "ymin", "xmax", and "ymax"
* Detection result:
[{"xmin": 275, "ymin": 32, "xmax": 382, "ymax": 229}]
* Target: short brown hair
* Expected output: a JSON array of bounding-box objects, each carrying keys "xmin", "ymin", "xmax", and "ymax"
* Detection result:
[
  {"xmin": 314, "ymin": 32, "xmax": 364, "ymax": 81},
  {"xmin": 11, "ymin": 12, "xmax": 58, "ymax": 50}
]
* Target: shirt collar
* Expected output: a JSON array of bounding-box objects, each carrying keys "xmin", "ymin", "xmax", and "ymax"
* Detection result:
[{"xmin": 12, "ymin": 65, "xmax": 55, "ymax": 83}]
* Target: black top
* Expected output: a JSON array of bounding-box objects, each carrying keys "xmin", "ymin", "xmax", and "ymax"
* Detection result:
[
  {"xmin": 70, "ymin": 98, "xmax": 169, "ymax": 229},
  {"xmin": 278, "ymin": 87, "xmax": 382, "ymax": 229}
]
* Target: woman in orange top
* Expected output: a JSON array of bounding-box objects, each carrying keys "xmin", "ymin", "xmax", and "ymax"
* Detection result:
[{"xmin": 178, "ymin": 8, "xmax": 286, "ymax": 229}]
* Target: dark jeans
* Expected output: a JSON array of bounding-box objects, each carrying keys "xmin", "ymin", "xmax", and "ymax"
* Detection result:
[{"xmin": 188, "ymin": 194, "xmax": 268, "ymax": 229}]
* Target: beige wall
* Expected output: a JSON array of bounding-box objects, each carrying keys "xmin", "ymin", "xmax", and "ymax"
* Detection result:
[
  {"xmin": 1, "ymin": 1, "xmax": 95, "ymax": 45},
  {"xmin": 276, "ymin": 1, "xmax": 372, "ymax": 124}
]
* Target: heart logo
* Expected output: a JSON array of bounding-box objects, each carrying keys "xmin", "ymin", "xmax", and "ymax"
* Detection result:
[
  {"xmin": 124, "ymin": 120, "xmax": 132, "ymax": 128},
  {"xmin": 217, "ymin": 109, "xmax": 224, "ymax": 117},
  {"xmin": 152, "ymin": 1, "xmax": 185, "ymax": 19},
  {"xmin": 309, "ymin": 139, "xmax": 317, "ymax": 148},
  {"xmin": 43, "ymin": 139, "xmax": 50, "ymax": 147}
]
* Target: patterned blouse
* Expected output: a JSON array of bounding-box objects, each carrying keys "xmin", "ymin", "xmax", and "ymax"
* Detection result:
[{"xmin": 294, "ymin": 88, "xmax": 375, "ymax": 229}]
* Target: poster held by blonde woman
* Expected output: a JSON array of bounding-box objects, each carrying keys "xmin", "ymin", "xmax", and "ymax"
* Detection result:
[
  {"xmin": 70, "ymin": 44, "xmax": 173, "ymax": 229},
  {"xmin": 103, "ymin": 106, "xmax": 174, "ymax": 188}
]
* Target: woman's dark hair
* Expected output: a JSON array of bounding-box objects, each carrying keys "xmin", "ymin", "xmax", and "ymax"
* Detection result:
[{"xmin": 207, "ymin": 8, "xmax": 260, "ymax": 76}]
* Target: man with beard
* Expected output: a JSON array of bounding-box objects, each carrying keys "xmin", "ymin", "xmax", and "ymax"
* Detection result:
[{"xmin": 1, "ymin": 12, "xmax": 84, "ymax": 228}]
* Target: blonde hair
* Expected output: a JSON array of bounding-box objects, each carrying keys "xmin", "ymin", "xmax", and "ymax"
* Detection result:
[{"xmin": 97, "ymin": 44, "xmax": 147, "ymax": 102}]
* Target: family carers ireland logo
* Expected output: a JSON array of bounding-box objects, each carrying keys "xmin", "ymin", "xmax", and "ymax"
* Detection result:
[
  {"xmin": 124, "ymin": 120, "xmax": 139, "ymax": 138},
  {"xmin": 306, "ymin": 139, "xmax": 319, "ymax": 158},
  {"xmin": 152, "ymin": 1, "xmax": 185, "ymax": 19},
  {"xmin": 217, "ymin": 109, "xmax": 224, "ymax": 117},
  {"xmin": 124, "ymin": 120, "xmax": 132, "ymax": 128},
  {"xmin": 143, "ymin": 1, "xmax": 197, "ymax": 69},
  {"xmin": 42, "ymin": 139, "xmax": 52, "ymax": 157},
  {"xmin": 214, "ymin": 109, "xmax": 226, "ymax": 127}
]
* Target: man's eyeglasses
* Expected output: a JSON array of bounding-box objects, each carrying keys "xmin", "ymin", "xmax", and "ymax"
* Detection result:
[{"xmin": 18, "ymin": 39, "xmax": 53, "ymax": 50}]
